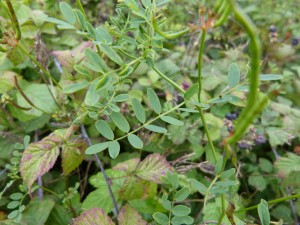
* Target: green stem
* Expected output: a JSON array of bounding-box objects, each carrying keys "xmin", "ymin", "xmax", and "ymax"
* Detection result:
[
  {"xmin": 217, "ymin": 194, "xmax": 226, "ymax": 225},
  {"xmin": 203, "ymin": 175, "xmax": 220, "ymax": 210},
  {"xmin": 197, "ymin": 29, "xmax": 206, "ymax": 102},
  {"xmin": 235, "ymin": 193, "xmax": 300, "ymax": 213},
  {"xmin": 115, "ymin": 101, "xmax": 186, "ymax": 141},
  {"xmin": 5, "ymin": 0, "xmax": 21, "ymax": 40}
]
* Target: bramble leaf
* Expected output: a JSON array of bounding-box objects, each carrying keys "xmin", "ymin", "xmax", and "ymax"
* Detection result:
[
  {"xmin": 118, "ymin": 204, "xmax": 147, "ymax": 225},
  {"xmin": 72, "ymin": 208, "xmax": 115, "ymax": 225}
]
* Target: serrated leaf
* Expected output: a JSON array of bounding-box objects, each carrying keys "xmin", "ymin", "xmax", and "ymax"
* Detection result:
[
  {"xmin": 145, "ymin": 125, "xmax": 167, "ymax": 133},
  {"xmin": 59, "ymin": 2, "xmax": 76, "ymax": 24},
  {"xmin": 111, "ymin": 112, "xmax": 130, "ymax": 133},
  {"xmin": 136, "ymin": 153, "xmax": 171, "ymax": 183},
  {"xmin": 258, "ymin": 200, "xmax": 270, "ymax": 225},
  {"xmin": 132, "ymin": 98, "xmax": 146, "ymax": 123},
  {"xmin": 184, "ymin": 83, "xmax": 199, "ymax": 99},
  {"xmin": 95, "ymin": 120, "xmax": 114, "ymax": 140},
  {"xmin": 84, "ymin": 48, "xmax": 107, "ymax": 72},
  {"xmin": 85, "ymin": 142, "xmax": 110, "ymax": 155},
  {"xmin": 228, "ymin": 63, "xmax": 240, "ymax": 88},
  {"xmin": 147, "ymin": 88, "xmax": 161, "ymax": 114},
  {"xmin": 260, "ymin": 74, "xmax": 283, "ymax": 81},
  {"xmin": 174, "ymin": 187, "xmax": 190, "ymax": 202},
  {"xmin": 172, "ymin": 205, "xmax": 191, "ymax": 217},
  {"xmin": 275, "ymin": 153, "xmax": 300, "ymax": 176},
  {"xmin": 62, "ymin": 139, "xmax": 86, "ymax": 175},
  {"xmin": 20, "ymin": 133, "xmax": 62, "ymax": 192},
  {"xmin": 117, "ymin": 204, "xmax": 147, "ymax": 225},
  {"xmin": 72, "ymin": 208, "xmax": 115, "ymax": 225},
  {"xmin": 127, "ymin": 134, "xmax": 143, "ymax": 149},
  {"xmin": 161, "ymin": 116, "xmax": 184, "ymax": 126},
  {"xmin": 109, "ymin": 141, "xmax": 120, "ymax": 159},
  {"xmin": 152, "ymin": 212, "xmax": 168, "ymax": 225},
  {"xmin": 63, "ymin": 81, "xmax": 89, "ymax": 94},
  {"xmin": 99, "ymin": 43, "xmax": 123, "ymax": 65},
  {"xmin": 114, "ymin": 94, "xmax": 129, "ymax": 102}
]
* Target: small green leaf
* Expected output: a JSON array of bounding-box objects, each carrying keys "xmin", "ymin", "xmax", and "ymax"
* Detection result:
[
  {"xmin": 114, "ymin": 94, "xmax": 129, "ymax": 102},
  {"xmin": 260, "ymin": 74, "xmax": 283, "ymax": 81},
  {"xmin": 214, "ymin": 156, "xmax": 223, "ymax": 175},
  {"xmin": 59, "ymin": 2, "xmax": 76, "ymax": 24},
  {"xmin": 167, "ymin": 172, "xmax": 179, "ymax": 189},
  {"xmin": 23, "ymin": 135, "xmax": 30, "ymax": 148},
  {"xmin": 8, "ymin": 210, "xmax": 19, "ymax": 219},
  {"xmin": 145, "ymin": 125, "xmax": 167, "ymax": 133},
  {"xmin": 84, "ymin": 48, "xmax": 107, "ymax": 72},
  {"xmin": 258, "ymin": 200, "xmax": 270, "ymax": 225},
  {"xmin": 178, "ymin": 108, "xmax": 198, "ymax": 113},
  {"xmin": 161, "ymin": 116, "xmax": 184, "ymax": 126},
  {"xmin": 108, "ymin": 141, "xmax": 120, "ymax": 159},
  {"xmin": 132, "ymin": 98, "xmax": 146, "ymax": 123},
  {"xmin": 63, "ymin": 81, "xmax": 89, "ymax": 94},
  {"xmin": 7, "ymin": 201, "xmax": 19, "ymax": 209},
  {"xmin": 85, "ymin": 142, "xmax": 110, "ymax": 155},
  {"xmin": 174, "ymin": 187, "xmax": 190, "ymax": 202},
  {"xmin": 191, "ymin": 179, "xmax": 207, "ymax": 194},
  {"xmin": 210, "ymin": 95, "xmax": 232, "ymax": 104},
  {"xmin": 171, "ymin": 215, "xmax": 194, "ymax": 225},
  {"xmin": 95, "ymin": 27, "xmax": 112, "ymax": 44},
  {"xmin": 128, "ymin": 134, "xmax": 143, "ymax": 149},
  {"xmin": 147, "ymin": 88, "xmax": 162, "ymax": 114},
  {"xmin": 184, "ymin": 83, "xmax": 198, "ymax": 99},
  {"xmin": 161, "ymin": 199, "xmax": 171, "ymax": 210},
  {"xmin": 153, "ymin": 212, "xmax": 168, "ymax": 225},
  {"xmin": 74, "ymin": 9, "xmax": 86, "ymax": 30},
  {"xmin": 95, "ymin": 120, "xmax": 114, "ymax": 140},
  {"xmin": 99, "ymin": 43, "xmax": 123, "ymax": 65},
  {"xmin": 10, "ymin": 193, "xmax": 23, "ymax": 200},
  {"xmin": 172, "ymin": 205, "xmax": 191, "ymax": 217},
  {"xmin": 220, "ymin": 168, "xmax": 236, "ymax": 179},
  {"xmin": 228, "ymin": 63, "xmax": 240, "ymax": 87},
  {"xmin": 111, "ymin": 112, "xmax": 130, "ymax": 133}
]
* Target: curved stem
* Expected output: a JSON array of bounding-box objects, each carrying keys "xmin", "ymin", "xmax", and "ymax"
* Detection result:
[{"xmin": 197, "ymin": 29, "xmax": 206, "ymax": 102}]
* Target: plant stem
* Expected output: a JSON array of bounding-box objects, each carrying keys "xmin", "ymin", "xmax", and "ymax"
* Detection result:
[
  {"xmin": 80, "ymin": 125, "xmax": 119, "ymax": 216},
  {"xmin": 5, "ymin": 0, "xmax": 21, "ymax": 40},
  {"xmin": 235, "ymin": 193, "xmax": 300, "ymax": 213},
  {"xmin": 197, "ymin": 29, "xmax": 206, "ymax": 102}
]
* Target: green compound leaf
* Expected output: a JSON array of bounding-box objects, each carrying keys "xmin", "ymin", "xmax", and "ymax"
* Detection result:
[
  {"xmin": 108, "ymin": 141, "xmax": 120, "ymax": 159},
  {"xmin": 258, "ymin": 200, "xmax": 270, "ymax": 225},
  {"xmin": 132, "ymin": 98, "xmax": 146, "ymax": 123},
  {"xmin": 7, "ymin": 201, "xmax": 19, "ymax": 209},
  {"xmin": 72, "ymin": 208, "xmax": 115, "ymax": 225},
  {"xmin": 111, "ymin": 112, "xmax": 130, "ymax": 133},
  {"xmin": 10, "ymin": 193, "xmax": 23, "ymax": 201},
  {"xmin": 147, "ymin": 88, "xmax": 162, "ymax": 114},
  {"xmin": 172, "ymin": 205, "xmax": 191, "ymax": 217},
  {"xmin": 161, "ymin": 116, "xmax": 184, "ymax": 126},
  {"xmin": 59, "ymin": 2, "xmax": 76, "ymax": 24},
  {"xmin": 85, "ymin": 142, "xmax": 110, "ymax": 155},
  {"xmin": 84, "ymin": 48, "xmax": 107, "ymax": 72},
  {"xmin": 114, "ymin": 94, "xmax": 129, "ymax": 102},
  {"xmin": 63, "ymin": 81, "xmax": 89, "ymax": 94},
  {"xmin": 171, "ymin": 215, "xmax": 194, "ymax": 225},
  {"xmin": 145, "ymin": 125, "xmax": 167, "ymax": 133},
  {"xmin": 95, "ymin": 120, "xmax": 114, "ymax": 140},
  {"xmin": 99, "ymin": 43, "xmax": 124, "ymax": 66},
  {"xmin": 227, "ymin": 63, "xmax": 240, "ymax": 88},
  {"xmin": 184, "ymin": 83, "xmax": 199, "ymax": 99},
  {"xmin": 153, "ymin": 212, "xmax": 168, "ymax": 225},
  {"xmin": 128, "ymin": 134, "xmax": 144, "ymax": 149},
  {"xmin": 174, "ymin": 187, "xmax": 190, "ymax": 202}
]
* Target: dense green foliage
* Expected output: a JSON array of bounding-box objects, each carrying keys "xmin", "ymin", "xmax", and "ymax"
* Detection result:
[{"xmin": 0, "ymin": 0, "xmax": 299, "ymax": 224}]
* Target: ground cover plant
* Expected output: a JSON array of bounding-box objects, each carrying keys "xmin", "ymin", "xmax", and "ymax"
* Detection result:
[{"xmin": 0, "ymin": 0, "xmax": 300, "ymax": 224}]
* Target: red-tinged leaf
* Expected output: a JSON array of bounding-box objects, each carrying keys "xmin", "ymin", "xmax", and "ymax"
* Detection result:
[
  {"xmin": 20, "ymin": 133, "xmax": 63, "ymax": 192},
  {"xmin": 136, "ymin": 153, "xmax": 171, "ymax": 183},
  {"xmin": 72, "ymin": 208, "xmax": 115, "ymax": 225},
  {"xmin": 113, "ymin": 158, "xmax": 141, "ymax": 173},
  {"xmin": 118, "ymin": 204, "xmax": 147, "ymax": 225},
  {"xmin": 62, "ymin": 139, "xmax": 86, "ymax": 175}
]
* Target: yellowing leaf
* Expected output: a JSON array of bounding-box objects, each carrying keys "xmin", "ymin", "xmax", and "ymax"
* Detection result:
[
  {"xmin": 72, "ymin": 208, "xmax": 115, "ymax": 225},
  {"xmin": 118, "ymin": 204, "xmax": 147, "ymax": 225}
]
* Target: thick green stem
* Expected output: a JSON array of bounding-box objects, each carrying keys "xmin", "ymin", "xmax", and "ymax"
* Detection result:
[{"xmin": 197, "ymin": 29, "xmax": 206, "ymax": 102}]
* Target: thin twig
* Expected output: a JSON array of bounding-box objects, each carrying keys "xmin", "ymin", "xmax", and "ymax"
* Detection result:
[{"xmin": 80, "ymin": 125, "xmax": 119, "ymax": 215}]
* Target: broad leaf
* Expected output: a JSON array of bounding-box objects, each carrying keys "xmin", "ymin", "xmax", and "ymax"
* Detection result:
[
  {"xmin": 118, "ymin": 204, "xmax": 147, "ymax": 225},
  {"xmin": 227, "ymin": 63, "xmax": 240, "ymax": 88},
  {"xmin": 147, "ymin": 88, "xmax": 161, "ymax": 114},
  {"xmin": 160, "ymin": 116, "xmax": 184, "ymax": 126},
  {"xmin": 20, "ymin": 133, "xmax": 62, "ymax": 191},
  {"xmin": 62, "ymin": 139, "xmax": 86, "ymax": 175},
  {"xmin": 127, "ymin": 134, "xmax": 143, "ymax": 149},
  {"xmin": 59, "ymin": 2, "xmax": 76, "ymax": 24},
  {"xmin": 85, "ymin": 142, "xmax": 110, "ymax": 155},
  {"xmin": 145, "ymin": 125, "xmax": 167, "ymax": 133},
  {"xmin": 72, "ymin": 208, "xmax": 115, "ymax": 225},
  {"xmin": 136, "ymin": 153, "xmax": 171, "ymax": 183},
  {"xmin": 108, "ymin": 141, "xmax": 120, "ymax": 159},
  {"xmin": 132, "ymin": 98, "xmax": 146, "ymax": 123},
  {"xmin": 111, "ymin": 112, "xmax": 130, "ymax": 133},
  {"xmin": 95, "ymin": 120, "xmax": 114, "ymax": 140},
  {"xmin": 99, "ymin": 43, "xmax": 124, "ymax": 65}
]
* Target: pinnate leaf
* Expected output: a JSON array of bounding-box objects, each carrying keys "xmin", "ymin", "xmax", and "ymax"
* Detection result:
[
  {"xmin": 20, "ymin": 133, "xmax": 62, "ymax": 192},
  {"xmin": 153, "ymin": 212, "xmax": 168, "ymax": 225},
  {"xmin": 258, "ymin": 200, "xmax": 270, "ymax": 225},
  {"xmin": 172, "ymin": 205, "xmax": 191, "ymax": 216},
  {"xmin": 127, "ymin": 134, "xmax": 143, "ymax": 149},
  {"xmin": 174, "ymin": 187, "xmax": 190, "ymax": 202},
  {"xmin": 260, "ymin": 74, "xmax": 283, "ymax": 81},
  {"xmin": 118, "ymin": 204, "xmax": 147, "ymax": 225},
  {"xmin": 99, "ymin": 43, "xmax": 123, "ymax": 65},
  {"xmin": 136, "ymin": 153, "xmax": 171, "ymax": 183},
  {"xmin": 108, "ymin": 141, "xmax": 120, "ymax": 159},
  {"xmin": 72, "ymin": 208, "xmax": 115, "ymax": 225},
  {"xmin": 161, "ymin": 116, "xmax": 184, "ymax": 126},
  {"xmin": 145, "ymin": 124, "xmax": 167, "ymax": 133},
  {"xmin": 95, "ymin": 120, "xmax": 114, "ymax": 140},
  {"xmin": 147, "ymin": 88, "xmax": 161, "ymax": 114},
  {"xmin": 111, "ymin": 112, "xmax": 130, "ymax": 133},
  {"xmin": 59, "ymin": 2, "xmax": 76, "ymax": 24},
  {"xmin": 132, "ymin": 98, "xmax": 146, "ymax": 123},
  {"xmin": 85, "ymin": 142, "xmax": 110, "ymax": 155}
]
